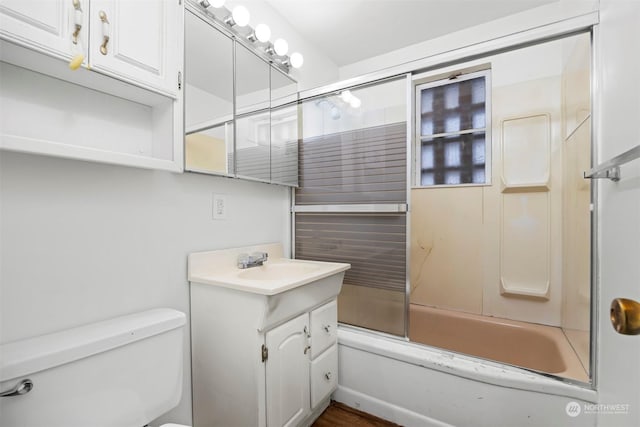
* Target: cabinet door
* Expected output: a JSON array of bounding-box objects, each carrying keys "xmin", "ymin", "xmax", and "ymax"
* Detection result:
[
  {"xmin": 88, "ymin": 0, "xmax": 181, "ymax": 97},
  {"xmin": 0, "ymin": 0, "xmax": 88, "ymax": 61},
  {"xmin": 265, "ymin": 314, "xmax": 311, "ymax": 427}
]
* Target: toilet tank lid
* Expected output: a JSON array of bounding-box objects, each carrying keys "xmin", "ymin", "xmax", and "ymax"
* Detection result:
[{"xmin": 0, "ymin": 308, "xmax": 186, "ymax": 382}]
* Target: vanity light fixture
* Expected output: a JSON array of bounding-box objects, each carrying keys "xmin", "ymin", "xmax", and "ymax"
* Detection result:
[
  {"xmin": 339, "ymin": 90, "xmax": 361, "ymax": 108},
  {"xmin": 315, "ymin": 98, "xmax": 341, "ymax": 120},
  {"xmin": 196, "ymin": 1, "xmax": 302, "ymax": 72},
  {"xmin": 199, "ymin": 0, "xmax": 226, "ymax": 8},
  {"xmin": 225, "ymin": 5, "xmax": 250, "ymax": 27},
  {"xmin": 340, "ymin": 90, "xmax": 353, "ymax": 103},
  {"xmin": 248, "ymin": 23, "xmax": 271, "ymax": 43},
  {"xmin": 349, "ymin": 97, "xmax": 362, "ymax": 108},
  {"xmin": 273, "ymin": 38, "xmax": 289, "ymax": 56},
  {"xmin": 290, "ymin": 52, "xmax": 304, "ymax": 69}
]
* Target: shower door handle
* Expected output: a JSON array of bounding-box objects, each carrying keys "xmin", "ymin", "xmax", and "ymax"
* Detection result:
[{"xmin": 610, "ymin": 298, "xmax": 640, "ymax": 335}]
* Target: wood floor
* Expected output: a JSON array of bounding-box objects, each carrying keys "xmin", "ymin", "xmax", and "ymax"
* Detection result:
[{"xmin": 313, "ymin": 401, "xmax": 401, "ymax": 427}]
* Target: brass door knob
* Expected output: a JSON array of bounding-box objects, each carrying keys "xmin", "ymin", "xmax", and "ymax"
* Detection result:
[{"xmin": 610, "ymin": 298, "xmax": 640, "ymax": 335}]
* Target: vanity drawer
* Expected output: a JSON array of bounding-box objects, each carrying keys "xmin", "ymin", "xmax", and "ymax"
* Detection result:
[
  {"xmin": 310, "ymin": 343, "xmax": 338, "ymax": 408},
  {"xmin": 310, "ymin": 300, "xmax": 337, "ymax": 358}
]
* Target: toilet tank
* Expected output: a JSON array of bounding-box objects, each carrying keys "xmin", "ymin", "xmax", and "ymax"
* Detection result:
[{"xmin": 0, "ymin": 308, "xmax": 186, "ymax": 427}]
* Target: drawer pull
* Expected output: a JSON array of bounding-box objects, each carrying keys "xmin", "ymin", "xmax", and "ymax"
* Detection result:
[
  {"xmin": 324, "ymin": 372, "xmax": 332, "ymax": 381},
  {"xmin": 323, "ymin": 324, "xmax": 331, "ymax": 333}
]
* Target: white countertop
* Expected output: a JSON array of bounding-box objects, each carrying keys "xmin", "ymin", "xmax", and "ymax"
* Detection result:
[{"xmin": 188, "ymin": 243, "xmax": 350, "ymax": 296}]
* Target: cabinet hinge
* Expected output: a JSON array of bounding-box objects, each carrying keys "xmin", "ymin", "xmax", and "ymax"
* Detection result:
[
  {"xmin": 178, "ymin": 71, "xmax": 182, "ymax": 90},
  {"xmin": 261, "ymin": 344, "xmax": 268, "ymax": 362}
]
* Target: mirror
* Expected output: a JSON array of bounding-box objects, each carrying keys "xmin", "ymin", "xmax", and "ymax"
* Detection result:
[
  {"xmin": 236, "ymin": 111, "xmax": 271, "ymax": 182},
  {"xmin": 184, "ymin": 122, "xmax": 234, "ymax": 175},
  {"xmin": 271, "ymin": 67, "xmax": 297, "ymax": 108},
  {"xmin": 184, "ymin": 10, "xmax": 234, "ymax": 175},
  {"xmin": 183, "ymin": 6, "xmax": 299, "ymax": 185},
  {"xmin": 270, "ymin": 67, "xmax": 298, "ymax": 186},
  {"xmin": 270, "ymin": 104, "xmax": 299, "ymax": 186},
  {"xmin": 235, "ymin": 44, "xmax": 270, "ymax": 115},
  {"xmin": 235, "ymin": 43, "xmax": 271, "ymax": 181}
]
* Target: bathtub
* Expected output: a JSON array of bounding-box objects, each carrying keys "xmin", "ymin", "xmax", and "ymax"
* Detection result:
[
  {"xmin": 408, "ymin": 304, "xmax": 588, "ymax": 382},
  {"xmin": 334, "ymin": 322, "xmax": 597, "ymax": 426}
]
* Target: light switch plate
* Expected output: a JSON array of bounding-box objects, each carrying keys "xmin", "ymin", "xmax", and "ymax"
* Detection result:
[{"xmin": 213, "ymin": 194, "xmax": 227, "ymax": 220}]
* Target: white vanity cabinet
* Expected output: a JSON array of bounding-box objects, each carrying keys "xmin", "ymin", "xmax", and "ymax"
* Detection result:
[
  {"xmin": 0, "ymin": 0, "xmax": 184, "ymax": 171},
  {"xmin": 265, "ymin": 302, "xmax": 339, "ymax": 427},
  {"xmin": 190, "ymin": 288, "xmax": 340, "ymax": 427},
  {"xmin": 188, "ymin": 245, "xmax": 349, "ymax": 427}
]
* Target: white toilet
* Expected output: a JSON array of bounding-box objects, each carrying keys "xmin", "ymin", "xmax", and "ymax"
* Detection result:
[{"xmin": 0, "ymin": 308, "xmax": 191, "ymax": 427}]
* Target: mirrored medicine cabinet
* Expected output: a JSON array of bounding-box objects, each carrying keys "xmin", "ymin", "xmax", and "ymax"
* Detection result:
[{"xmin": 184, "ymin": 6, "xmax": 299, "ymax": 187}]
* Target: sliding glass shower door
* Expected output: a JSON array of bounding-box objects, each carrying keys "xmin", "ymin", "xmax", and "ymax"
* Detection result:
[{"xmin": 293, "ymin": 77, "xmax": 409, "ymax": 336}]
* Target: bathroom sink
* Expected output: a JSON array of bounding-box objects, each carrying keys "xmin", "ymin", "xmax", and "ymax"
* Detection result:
[
  {"xmin": 237, "ymin": 261, "xmax": 321, "ymax": 280},
  {"xmin": 188, "ymin": 244, "xmax": 350, "ymax": 331},
  {"xmin": 188, "ymin": 243, "xmax": 350, "ymax": 296}
]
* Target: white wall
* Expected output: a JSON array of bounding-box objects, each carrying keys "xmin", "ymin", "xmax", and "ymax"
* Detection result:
[
  {"xmin": 338, "ymin": 0, "xmax": 597, "ymax": 80},
  {"xmin": 0, "ymin": 151, "xmax": 290, "ymax": 425}
]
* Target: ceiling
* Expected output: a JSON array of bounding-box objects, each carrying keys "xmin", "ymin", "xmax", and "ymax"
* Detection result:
[{"xmin": 263, "ymin": 0, "xmax": 557, "ymax": 66}]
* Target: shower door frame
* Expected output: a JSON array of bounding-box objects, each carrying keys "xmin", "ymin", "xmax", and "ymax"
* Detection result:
[
  {"xmin": 290, "ymin": 73, "xmax": 413, "ymax": 338},
  {"xmin": 293, "ymin": 10, "xmax": 599, "ymax": 389}
]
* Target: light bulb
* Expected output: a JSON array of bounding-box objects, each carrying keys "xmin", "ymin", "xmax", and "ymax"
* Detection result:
[
  {"xmin": 232, "ymin": 5, "xmax": 250, "ymax": 27},
  {"xmin": 255, "ymin": 24, "xmax": 271, "ymax": 42},
  {"xmin": 210, "ymin": 0, "xmax": 225, "ymax": 7},
  {"xmin": 349, "ymin": 97, "xmax": 361, "ymax": 108},
  {"xmin": 340, "ymin": 90, "xmax": 353, "ymax": 103},
  {"xmin": 273, "ymin": 38, "xmax": 288, "ymax": 56},
  {"xmin": 290, "ymin": 52, "xmax": 304, "ymax": 68}
]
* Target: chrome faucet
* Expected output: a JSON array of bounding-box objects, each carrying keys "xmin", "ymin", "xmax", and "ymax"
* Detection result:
[{"xmin": 237, "ymin": 252, "xmax": 268, "ymax": 269}]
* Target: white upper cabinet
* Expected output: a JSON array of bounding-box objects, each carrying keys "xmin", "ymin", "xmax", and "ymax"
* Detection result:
[
  {"xmin": 88, "ymin": 0, "xmax": 181, "ymax": 97},
  {"xmin": 0, "ymin": 0, "xmax": 181, "ymax": 97},
  {"xmin": 0, "ymin": 0, "xmax": 88, "ymax": 63},
  {"xmin": 0, "ymin": 0, "xmax": 184, "ymax": 172}
]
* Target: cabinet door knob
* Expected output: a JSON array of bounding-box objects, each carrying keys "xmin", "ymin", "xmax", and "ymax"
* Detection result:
[
  {"xmin": 324, "ymin": 372, "xmax": 332, "ymax": 381},
  {"xmin": 323, "ymin": 324, "xmax": 331, "ymax": 333},
  {"xmin": 98, "ymin": 10, "xmax": 110, "ymax": 55},
  {"xmin": 304, "ymin": 345, "xmax": 311, "ymax": 355}
]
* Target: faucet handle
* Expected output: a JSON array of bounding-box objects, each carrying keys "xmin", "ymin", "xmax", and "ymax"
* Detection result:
[
  {"xmin": 251, "ymin": 251, "xmax": 268, "ymax": 260},
  {"xmin": 237, "ymin": 253, "xmax": 250, "ymax": 268}
]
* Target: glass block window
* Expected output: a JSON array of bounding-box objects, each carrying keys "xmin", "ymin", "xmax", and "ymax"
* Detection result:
[{"xmin": 415, "ymin": 70, "xmax": 490, "ymax": 186}]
